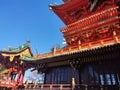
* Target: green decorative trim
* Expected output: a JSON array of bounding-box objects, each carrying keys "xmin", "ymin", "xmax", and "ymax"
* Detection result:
[
  {"xmin": 8, "ymin": 42, "xmax": 30, "ymax": 52},
  {"xmin": 21, "ymin": 55, "xmax": 35, "ymax": 60}
]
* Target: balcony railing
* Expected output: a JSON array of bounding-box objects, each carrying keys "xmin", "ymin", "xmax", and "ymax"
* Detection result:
[
  {"xmin": 36, "ymin": 35, "xmax": 120, "ymax": 59},
  {"xmin": 23, "ymin": 84, "xmax": 71, "ymax": 90},
  {"xmin": 35, "ymin": 6, "xmax": 120, "ymax": 59},
  {"xmin": 21, "ymin": 84, "xmax": 120, "ymax": 90},
  {"xmin": 60, "ymin": 6, "xmax": 118, "ymax": 36}
]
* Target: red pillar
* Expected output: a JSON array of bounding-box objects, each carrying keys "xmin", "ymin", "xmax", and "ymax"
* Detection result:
[
  {"xmin": 17, "ymin": 70, "xmax": 22, "ymax": 84},
  {"xmin": 20, "ymin": 72, "xmax": 25, "ymax": 85},
  {"xmin": 6, "ymin": 68, "xmax": 12, "ymax": 81}
]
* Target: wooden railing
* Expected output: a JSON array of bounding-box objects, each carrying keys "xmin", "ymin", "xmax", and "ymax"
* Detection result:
[
  {"xmin": 0, "ymin": 80, "xmax": 16, "ymax": 89},
  {"xmin": 20, "ymin": 84, "xmax": 120, "ymax": 90},
  {"xmin": 1, "ymin": 83, "xmax": 120, "ymax": 90},
  {"xmin": 60, "ymin": 6, "xmax": 118, "ymax": 34},
  {"xmin": 59, "ymin": 6, "xmax": 120, "ymax": 47},
  {"xmin": 36, "ymin": 35, "xmax": 120, "ymax": 59},
  {"xmin": 35, "ymin": 6, "xmax": 120, "ymax": 60},
  {"xmin": 24, "ymin": 84, "xmax": 71, "ymax": 90}
]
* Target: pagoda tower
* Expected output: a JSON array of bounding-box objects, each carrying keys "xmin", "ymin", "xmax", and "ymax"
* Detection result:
[
  {"xmin": 34, "ymin": 0, "xmax": 120, "ymax": 89},
  {"xmin": 1, "ymin": 0, "xmax": 120, "ymax": 90},
  {"xmin": 50, "ymin": 0, "xmax": 120, "ymax": 47}
]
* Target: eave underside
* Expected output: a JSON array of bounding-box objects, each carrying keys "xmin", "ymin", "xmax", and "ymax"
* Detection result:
[
  {"xmin": 0, "ymin": 43, "xmax": 120, "ymax": 73},
  {"xmin": 50, "ymin": 0, "xmax": 89, "ymax": 25},
  {"xmin": 23, "ymin": 43, "xmax": 120, "ymax": 69}
]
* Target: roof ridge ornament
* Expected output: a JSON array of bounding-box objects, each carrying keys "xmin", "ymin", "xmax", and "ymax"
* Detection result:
[{"xmin": 7, "ymin": 40, "xmax": 30, "ymax": 52}]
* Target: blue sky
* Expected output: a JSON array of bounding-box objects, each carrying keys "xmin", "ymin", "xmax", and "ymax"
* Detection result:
[
  {"xmin": 0, "ymin": 0, "xmax": 65, "ymax": 82},
  {"xmin": 0, "ymin": 0, "xmax": 65, "ymax": 55}
]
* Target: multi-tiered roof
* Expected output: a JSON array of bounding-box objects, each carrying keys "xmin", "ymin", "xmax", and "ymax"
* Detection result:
[
  {"xmin": 50, "ymin": 0, "xmax": 89, "ymax": 25},
  {"xmin": 50, "ymin": 0, "xmax": 120, "ymax": 47},
  {"xmin": 1, "ymin": 0, "xmax": 120, "ymax": 89}
]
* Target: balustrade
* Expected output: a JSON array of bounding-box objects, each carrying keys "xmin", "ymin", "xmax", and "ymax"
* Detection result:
[
  {"xmin": 37, "ymin": 25, "xmax": 120, "ymax": 59},
  {"xmin": 35, "ymin": 7, "xmax": 120, "ymax": 60},
  {"xmin": 24, "ymin": 84, "xmax": 71, "ymax": 90},
  {"xmin": 60, "ymin": 6, "xmax": 118, "ymax": 33},
  {"xmin": 39, "ymin": 39, "xmax": 119, "ymax": 59},
  {"xmin": 17, "ymin": 84, "xmax": 120, "ymax": 90}
]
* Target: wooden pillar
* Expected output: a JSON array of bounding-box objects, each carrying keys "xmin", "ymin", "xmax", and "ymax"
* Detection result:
[
  {"xmin": 114, "ymin": 73, "xmax": 119, "ymax": 85},
  {"xmin": 28, "ymin": 84, "xmax": 31, "ymax": 90},
  {"xmin": 72, "ymin": 77, "xmax": 75, "ymax": 90},
  {"xmin": 116, "ymin": 59, "xmax": 120, "ymax": 85},
  {"xmin": 85, "ymin": 85, "xmax": 88, "ymax": 90},
  {"xmin": 113, "ymin": 31, "xmax": 119, "ymax": 43},
  {"xmin": 100, "ymin": 40, "xmax": 104, "ymax": 47},
  {"xmin": 102, "ymin": 63, "xmax": 107, "ymax": 85},
  {"xmin": 60, "ymin": 84, "xmax": 63, "ymax": 90},
  {"xmin": 53, "ymin": 47, "xmax": 56, "ymax": 55},
  {"xmin": 20, "ymin": 72, "xmax": 25, "ymax": 85},
  {"xmin": 97, "ymin": 61, "xmax": 102, "ymax": 85},
  {"xmin": 33, "ymin": 80, "xmax": 37, "ymax": 89},
  {"xmin": 40, "ymin": 85, "xmax": 44, "ymax": 90},
  {"xmin": 89, "ymin": 43, "xmax": 92, "ymax": 49},
  {"xmin": 24, "ymin": 80, "xmax": 28, "ymax": 90},
  {"xmin": 69, "ymin": 47, "xmax": 71, "ymax": 52},
  {"xmin": 78, "ymin": 40, "xmax": 81, "ymax": 50},
  {"xmin": 117, "ymin": 71, "xmax": 120, "ymax": 85},
  {"xmin": 50, "ymin": 84, "xmax": 53, "ymax": 90},
  {"xmin": 100, "ymin": 86, "xmax": 103, "ymax": 90},
  {"xmin": 79, "ymin": 69, "xmax": 82, "ymax": 84},
  {"xmin": 115, "ymin": 71, "xmax": 119, "ymax": 85},
  {"xmin": 116, "ymin": 60, "xmax": 120, "ymax": 85},
  {"xmin": 113, "ymin": 61, "xmax": 119, "ymax": 85},
  {"xmin": 92, "ymin": 63, "xmax": 96, "ymax": 84},
  {"xmin": 110, "ymin": 73, "xmax": 113, "ymax": 85},
  {"xmin": 60, "ymin": 49, "xmax": 63, "ymax": 54}
]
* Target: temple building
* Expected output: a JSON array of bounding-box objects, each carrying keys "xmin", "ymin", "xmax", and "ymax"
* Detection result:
[
  {"xmin": 0, "ymin": 0, "xmax": 120, "ymax": 90},
  {"xmin": 0, "ymin": 41, "xmax": 35, "ymax": 89}
]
